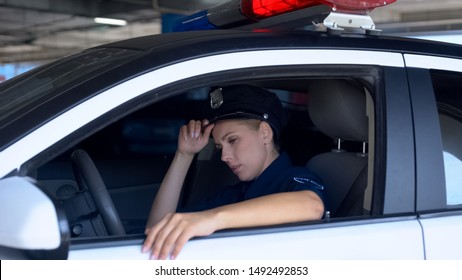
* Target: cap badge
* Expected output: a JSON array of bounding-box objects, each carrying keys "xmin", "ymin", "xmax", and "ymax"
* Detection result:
[{"xmin": 210, "ymin": 87, "xmax": 224, "ymax": 109}]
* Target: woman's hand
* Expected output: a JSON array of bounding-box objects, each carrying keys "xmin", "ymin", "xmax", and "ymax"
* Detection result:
[
  {"xmin": 142, "ymin": 211, "xmax": 219, "ymax": 260},
  {"xmin": 178, "ymin": 119, "xmax": 214, "ymax": 156}
]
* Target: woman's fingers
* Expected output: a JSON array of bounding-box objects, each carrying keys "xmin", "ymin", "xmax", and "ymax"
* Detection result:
[
  {"xmin": 188, "ymin": 120, "xmax": 202, "ymax": 138},
  {"xmin": 187, "ymin": 119, "xmax": 213, "ymax": 139},
  {"xmin": 169, "ymin": 232, "xmax": 191, "ymax": 260},
  {"xmin": 142, "ymin": 213, "xmax": 172, "ymax": 255},
  {"xmin": 143, "ymin": 212, "xmax": 217, "ymax": 260},
  {"xmin": 180, "ymin": 125, "xmax": 189, "ymax": 142},
  {"xmin": 157, "ymin": 223, "xmax": 190, "ymax": 260},
  {"xmin": 202, "ymin": 120, "xmax": 214, "ymax": 139},
  {"xmin": 143, "ymin": 214, "xmax": 192, "ymax": 260},
  {"xmin": 151, "ymin": 215, "xmax": 185, "ymax": 259},
  {"xmin": 178, "ymin": 120, "xmax": 210, "ymax": 154},
  {"xmin": 143, "ymin": 213, "xmax": 189, "ymax": 260}
]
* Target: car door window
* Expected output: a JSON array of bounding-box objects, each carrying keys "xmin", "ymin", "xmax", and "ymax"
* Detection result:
[
  {"xmin": 33, "ymin": 70, "xmax": 382, "ymax": 235},
  {"xmin": 431, "ymin": 70, "xmax": 462, "ymax": 207}
]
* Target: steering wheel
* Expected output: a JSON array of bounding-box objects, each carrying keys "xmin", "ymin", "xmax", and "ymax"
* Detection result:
[{"xmin": 71, "ymin": 149, "xmax": 126, "ymax": 236}]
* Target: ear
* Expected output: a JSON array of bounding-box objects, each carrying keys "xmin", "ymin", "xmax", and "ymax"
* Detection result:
[{"xmin": 259, "ymin": 121, "xmax": 273, "ymax": 144}]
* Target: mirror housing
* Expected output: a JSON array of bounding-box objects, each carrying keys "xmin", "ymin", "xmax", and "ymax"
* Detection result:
[{"xmin": 0, "ymin": 177, "xmax": 70, "ymax": 259}]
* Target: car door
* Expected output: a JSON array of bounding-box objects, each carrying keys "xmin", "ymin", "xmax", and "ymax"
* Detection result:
[
  {"xmin": 66, "ymin": 49, "xmax": 423, "ymax": 259},
  {"xmin": 405, "ymin": 54, "xmax": 462, "ymax": 259},
  {"xmin": 1, "ymin": 47, "xmax": 423, "ymax": 259}
]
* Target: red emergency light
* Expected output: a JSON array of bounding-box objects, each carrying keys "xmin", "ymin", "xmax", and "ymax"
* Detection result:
[{"xmin": 242, "ymin": 0, "xmax": 396, "ymax": 19}]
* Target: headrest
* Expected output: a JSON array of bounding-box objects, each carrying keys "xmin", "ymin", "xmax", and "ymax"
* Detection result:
[{"xmin": 308, "ymin": 79, "xmax": 368, "ymax": 142}]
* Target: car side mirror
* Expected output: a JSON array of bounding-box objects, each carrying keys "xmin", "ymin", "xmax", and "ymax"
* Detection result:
[{"xmin": 0, "ymin": 177, "xmax": 70, "ymax": 259}]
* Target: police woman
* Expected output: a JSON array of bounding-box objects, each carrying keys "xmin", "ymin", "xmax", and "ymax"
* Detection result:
[{"xmin": 143, "ymin": 85, "xmax": 325, "ymax": 260}]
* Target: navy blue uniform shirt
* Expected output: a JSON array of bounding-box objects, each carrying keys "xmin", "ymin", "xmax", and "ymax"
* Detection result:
[{"xmin": 181, "ymin": 152, "xmax": 326, "ymax": 212}]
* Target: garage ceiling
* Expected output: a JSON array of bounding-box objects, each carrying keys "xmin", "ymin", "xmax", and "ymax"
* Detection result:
[{"xmin": 0, "ymin": 0, "xmax": 461, "ymax": 63}]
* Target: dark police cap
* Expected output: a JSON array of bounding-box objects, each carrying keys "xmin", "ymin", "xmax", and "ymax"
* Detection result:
[{"xmin": 209, "ymin": 85, "xmax": 286, "ymax": 137}]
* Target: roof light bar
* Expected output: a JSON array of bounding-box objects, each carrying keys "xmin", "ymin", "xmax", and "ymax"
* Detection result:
[
  {"xmin": 171, "ymin": 0, "xmax": 396, "ymax": 33},
  {"xmin": 323, "ymin": 0, "xmax": 396, "ymax": 13},
  {"xmin": 241, "ymin": 0, "xmax": 319, "ymax": 19},
  {"xmin": 241, "ymin": 0, "xmax": 396, "ymax": 19}
]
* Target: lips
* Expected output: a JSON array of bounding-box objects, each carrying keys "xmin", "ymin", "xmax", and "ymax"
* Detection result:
[{"xmin": 229, "ymin": 164, "xmax": 241, "ymax": 174}]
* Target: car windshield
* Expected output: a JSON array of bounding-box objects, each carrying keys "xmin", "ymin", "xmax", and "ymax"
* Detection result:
[{"xmin": 0, "ymin": 48, "xmax": 140, "ymax": 129}]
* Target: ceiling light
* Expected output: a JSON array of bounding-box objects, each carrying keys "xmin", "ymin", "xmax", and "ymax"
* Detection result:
[{"xmin": 94, "ymin": 17, "xmax": 127, "ymax": 26}]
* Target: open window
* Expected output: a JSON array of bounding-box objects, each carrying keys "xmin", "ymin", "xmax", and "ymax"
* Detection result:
[{"xmin": 24, "ymin": 66, "xmax": 381, "ymax": 242}]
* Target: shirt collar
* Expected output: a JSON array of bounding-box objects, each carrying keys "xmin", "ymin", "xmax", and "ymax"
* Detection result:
[{"xmin": 244, "ymin": 152, "xmax": 292, "ymax": 199}]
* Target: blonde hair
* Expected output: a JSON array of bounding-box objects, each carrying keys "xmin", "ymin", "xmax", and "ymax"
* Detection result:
[{"xmin": 238, "ymin": 119, "xmax": 280, "ymax": 151}]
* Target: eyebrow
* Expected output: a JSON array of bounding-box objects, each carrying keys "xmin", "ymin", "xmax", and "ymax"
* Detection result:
[
  {"xmin": 214, "ymin": 122, "xmax": 249, "ymax": 144},
  {"xmin": 215, "ymin": 131, "xmax": 237, "ymax": 144}
]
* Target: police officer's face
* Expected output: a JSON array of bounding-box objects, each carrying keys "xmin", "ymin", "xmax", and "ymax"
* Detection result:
[{"xmin": 212, "ymin": 119, "xmax": 275, "ymax": 181}]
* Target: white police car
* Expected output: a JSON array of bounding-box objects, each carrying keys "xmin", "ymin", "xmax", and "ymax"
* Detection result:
[{"xmin": 1, "ymin": 0, "xmax": 462, "ymax": 260}]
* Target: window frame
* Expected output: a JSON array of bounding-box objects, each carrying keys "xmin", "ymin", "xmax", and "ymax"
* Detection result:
[
  {"xmin": 63, "ymin": 63, "xmax": 418, "ymax": 254},
  {"xmin": 407, "ymin": 67, "xmax": 447, "ymax": 212}
]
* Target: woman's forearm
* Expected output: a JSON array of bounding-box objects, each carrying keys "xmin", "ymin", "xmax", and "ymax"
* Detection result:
[
  {"xmin": 146, "ymin": 151, "xmax": 195, "ymax": 228},
  {"xmin": 210, "ymin": 190, "xmax": 324, "ymax": 231}
]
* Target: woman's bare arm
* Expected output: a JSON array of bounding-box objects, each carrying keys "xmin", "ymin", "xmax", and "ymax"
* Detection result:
[
  {"xmin": 143, "ymin": 190, "xmax": 324, "ymax": 260},
  {"xmin": 145, "ymin": 120, "xmax": 214, "ymax": 228}
]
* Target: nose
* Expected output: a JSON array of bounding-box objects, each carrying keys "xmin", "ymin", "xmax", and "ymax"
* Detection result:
[{"xmin": 220, "ymin": 146, "xmax": 231, "ymax": 163}]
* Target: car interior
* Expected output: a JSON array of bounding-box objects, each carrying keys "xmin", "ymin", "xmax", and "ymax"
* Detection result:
[{"xmin": 32, "ymin": 76, "xmax": 376, "ymax": 238}]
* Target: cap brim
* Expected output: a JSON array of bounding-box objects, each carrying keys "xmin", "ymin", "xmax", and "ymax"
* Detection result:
[{"xmin": 210, "ymin": 112, "xmax": 267, "ymax": 124}]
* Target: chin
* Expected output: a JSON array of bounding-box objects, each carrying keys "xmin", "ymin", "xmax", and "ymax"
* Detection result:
[{"xmin": 238, "ymin": 174, "xmax": 254, "ymax": 182}]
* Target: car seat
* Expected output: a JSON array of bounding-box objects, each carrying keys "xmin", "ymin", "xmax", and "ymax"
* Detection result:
[{"xmin": 306, "ymin": 79, "xmax": 369, "ymax": 218}]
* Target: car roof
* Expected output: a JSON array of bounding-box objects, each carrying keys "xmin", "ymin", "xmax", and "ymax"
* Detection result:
[
  {"xmin": 0, "ymin": 28, "xmax": 461, "ymax": 153},
  {"xmin": 100, "ymin": 29, "xmax": 462, "ymax": 57}
]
